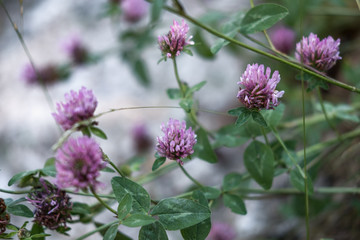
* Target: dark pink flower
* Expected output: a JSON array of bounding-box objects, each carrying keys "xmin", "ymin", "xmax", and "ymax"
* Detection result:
[
  {"xmin": 158, "ymin": 19, "xmax": 194, "ymax": 59},
  {"xmin": 156, "ymin": 118, "xmax": 197, "ymax": 165},
  {"xmin": 55, "ymin": 136, "xmax": 106, "ymax": 191},
  {"xmin": 52, "ymin": 87, "xmax": 98, "ymax": 131},
  {"xmin": 132, "ymin": 123, "xmax": 152, "ymax": 153},
  {"xmin": 270, "ymin": 25, "xmax": 296, "ymax": 54},
  {"xmin": 27, "ymin": 179, "xmax": 72, "ymax": 230},
  {"xmin": 295, "ymin": 33, "xmax": 341, "ymax": 71},
  {"xmin": 0, "ymin": 198, "xmax": 10, "ymax": 234},
  {"xmin": 237, "ymin": 63, "xmax": 284, "ymax": 110}
]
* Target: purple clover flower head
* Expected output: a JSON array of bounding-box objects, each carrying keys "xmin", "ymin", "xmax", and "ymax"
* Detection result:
[
  {"xmin": 270, "ymin": 25, "xmax": 296, "ymax": 54},
  {"xmin": 295, "ymin": 33, "xmax": 341, "ymax": 72},
  {"xmin": 208, "ymin": 222, "xmax": 237, "ymax": 240},
  {"xmin": 55, "ymin": 136, "xmax": 106, "ymax": 191},
  {"xmin": 27, "ymin": 179, "xmax": 72, "ymax": 230},
  {"xmin": 237, "ymin": 63, "xmax": 284, "ymax": 110},
  {"xmin": 156, "ymin": 118, "xmax": 197, "ymax": 165},
  {"xmin": 158, "ymin": 19, "xmax": 194, "ymax": 59},
  {"xmin": 21, "ymin": 63, "xmax": 59, "ymax": 85},
  {"xmin": 0, "ymin": 198, "xmax": 10, "ymax": 234},
  {"xmin": 121, "ymin": 0, "xmax": 148, "ymax": 23},
  {"xmin": 52, "ymin": 87, "xmax": 98, "ymax": 131},
  {"xmin": 62, "ymin": 35, "xmax": 89, "ymax": 65}
]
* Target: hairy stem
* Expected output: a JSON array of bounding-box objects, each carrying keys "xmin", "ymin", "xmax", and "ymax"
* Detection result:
[
  {"xmin": 90, "ymin": 187, "xmax": 117, "ymax": 215},
  {"xmin": 178, "ymin": 162, "xmax": 204, "ymax": 188}
]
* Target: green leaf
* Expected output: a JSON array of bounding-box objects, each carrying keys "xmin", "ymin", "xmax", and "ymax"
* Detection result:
[
  {"xmin": 210, "ymin": 30, "xmax": 237, "ymax": 54},
  {"xmin": 179, "ymin": 99, "xmax": 193, "ymax": 113},
  {"xmin": 228, "ymin": 107, "xmax": 251, "ymax": 127},
  {"xmin": 151, "ymin": 198, "xmax": 211, "ymax": 230},
  {"xmin": 117, "ymin": 194, "xmax": 132, "ymax": 220},
  {"xmin": 122, "ymin": 214, "xmax": 156, "ymax": 227},
  {"xmin": 166, "ymin": 88, "xmax": 182, "ymax": 99},
  {"xmin": 192, "ymin": 190, "xmax": 208, "ymax": 207},
  {"xmin": 104, "ymin": 223, "xmax": 120, "ymax": 240},
  {"xmin": 44, "ymin": 157, "xmax": 55, "ymax": 168},
  {"xmin": 223, "ymin": 172, "xmax": 246, "ymax": 192},
  {"xmin": 89, "ymin": 126, "xmax": 108, "ymax": 139},
  {"xmin": 111, "ymin": 177, "xmax": 150, "ymax": 214},
  {"xmin": 244, "ymin": 141, "xmax": 274, "ymax": 190},
  {"xmin": 223, "ymin": 193, "xmax": 247, "ymax": 215},
  {"xmin": 151, "ymin": 0, "xmax": 165, "ymax": 23},
  {"xmin": 152, "ymin": 157, "xmax": 166, "ymax": 171},
  {"xmin": 71, "ymin": 202, "xmax": 92, "ymax": 215},
  {"xmin": 296, "ymin": 73, "xmax": 328, "ymax": 91},
  {"xmin": 8, "ymin": 169, "xmax": 38, "ymax": 186},
  {"xmin": 194, "ymin": 128, "xmax": 218, "ymax": 163},
  {"xmin": 81, "ymin": 126, "xmax": 91, "ymax": 137},
  {"xmin": 186, "ymin": 81, "xmax": 207, "ymax": 97},
  {"xmin": 181, "ymin": 217, "xmax": 211, "ymax": 240},
  {"xmin": 30, "ymin": 223, "xmax": 44, "ymax": 240},
  {"xmin": 101, "ymin": 166, "xmax": 116, "ymax": 173},
  {"xmin": 40, "ymin": 165, "xmax": 56, "ymax": 177},
  {"xmin": 240, "ymin": 3, "xmax": 289, "ymax": 34},
  {"xmin": 213, "ymin": 132, "xmax": 248, "ymax": 148},
  {"xmin": 261, "ymin": 103, "xmax": 285, "ymax": 128},
  {"xmin": 183, "ymin": 49, "xmax": 194, "ymax": 56},
  {"xmin": 31, "ymin": 233, "xmax": 51, "ymax": 239},
  {"xmin": 7, "ymin": 204, "xmax": 34, "ymax": 218},
  {"xmin": 139, "ymin": 221, "xmax": 168, "ymax": 240},
  {"xmin": 200, "ymin": 187, "xmax": 221, "ymax": 200},
  {"xmin": 132, "ymin": 59, "xmax": 151, "ymax": 87},
  {"xmin": 290, "ymin": 168, "xmax": 314, "ymax": 195},
  {"xmin": 193, "ymin": 30, "xmax": 214, "ymax": 59},
  {"xmin": 95, "ymin": 222, "xmax": 132, "ymax": 240},
  {"xmin": 251, "ymin": 111, "xmax": 268, "ymax": 127}
]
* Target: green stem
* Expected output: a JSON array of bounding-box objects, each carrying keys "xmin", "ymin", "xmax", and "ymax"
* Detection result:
[
  {"xmin": 178, "ymin": 162, "xmax": 204, "ymax": 188},
  {"xmin": 90, "ymin": 187, "xmax": 117, "ymax": 215},
  {"xmin": 229, "ymin": 187, "xmax": 360, "ymax": 195},
  {"xmin": 260, "ymin": 127, "xmax": 269, "ymax": 145},
  {"xmin": 75, "ymin": 220, "xmax": 119, "ymax": 240},
  {"xmin": 270, "ymin": 126, "xmax": 305, "ymax": 178},
  {"xmin": 159, "ymin": 4, "xmax": 360, "ymax": 94},
  {"xmin": 172, "ymin": 58, "xmax": 186, "ymax": 97},
  {"xmin": 316, "ymin": 87, "xmax": 342, "ymax": 140},
  {"xmin": 102, "ymin": 152, "xmax": 126, "ymax": 178},
  {"xmin": 0, "ymin": 189, "xmax": 32, "ymax": 195},
  {"xmin": 0, "ymin": 0, "xmax": 56, "ymax": 115},
  {"xmin": 66, "ymin": 190, "xmax": 116, "ymax": 199}
]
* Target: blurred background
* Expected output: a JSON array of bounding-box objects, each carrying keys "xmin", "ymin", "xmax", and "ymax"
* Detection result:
[{"xmin": 0, "ymin": 0, "xmax": 359, "ymax": 239}]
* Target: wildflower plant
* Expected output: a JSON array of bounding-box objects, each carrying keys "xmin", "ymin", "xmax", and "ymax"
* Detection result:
[{"xmin": 2, "ymin": 1, "xmax": 360, "ymax": 240}]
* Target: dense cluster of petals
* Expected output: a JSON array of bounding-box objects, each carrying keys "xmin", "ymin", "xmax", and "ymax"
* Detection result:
[
  {"xmin": 156, "ymin": 118, "xmax": 197, "ymax": 164},
  {"xmin": 270, "ymin": 25, "xmax": 296, "ymax": 54},
  {"xmin": 158, "ymin": 19, "xmax": 194, "ymax": 58},
  {"xmin": 295, "ymin": 33, "xmax": 341, "ymax": 71},
  {"xmin": 55, "ymin": 136, "xmax": 106, "ymax": 191},
  {"xmin": 27, "ymin": 180, "xmax": 72, "ymax": 230},
  {"xmin": 237, "ymin": 63, "xmax": 284, "ymax": 110},
  {"xmin": 52, "ymin": 87, "xmax": 98, "ymax": 131},
  {"xmin": 121, "ymin": 0, "xmax": 148, "ymax": 23}
]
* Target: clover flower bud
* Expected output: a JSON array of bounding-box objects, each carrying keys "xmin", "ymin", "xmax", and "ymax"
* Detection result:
[
  {"xmin": 122, "ymin": 0, "xmax": 148, "ymax": 23},
  {"xmin": 156, "ymin": 118, "xmax": 197, "ymax": 165},
  {"xmin": 295, "ymin": 33, "xmax": 341, "ymax": 72},
  {"xmin": 158, "ymin": 19, "xmax": 194, "ymax": 59},
  {"xmin": 62, "ymin": 36, "xmax": 89, "ymax": 65},
  {"xmin": 56, "ymin": 136, "xmax": 106, "ymax": 191},
  {"xmin": 270, "ymin": 25, "xmax": 296, "ymax": 54},
  {"xmin": 237, "ymin": 63, "xmax": 284, "ymax": 110},
  {"xmin": 27, "ymin": 179, "xmax": 72, "ymax": 230},
  {"xmin": 52, "ymin": 87, "xmax": 98, "ymax": 131},
  {"xmin": 21, "ymin": 64, "xmax": 59, "ymax": 85}
]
